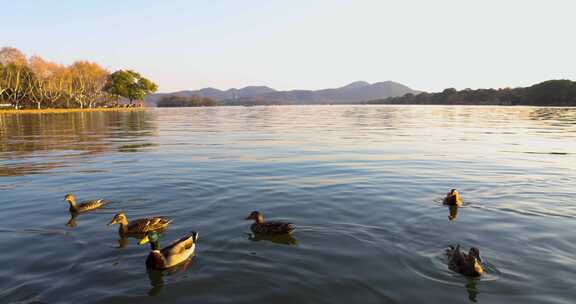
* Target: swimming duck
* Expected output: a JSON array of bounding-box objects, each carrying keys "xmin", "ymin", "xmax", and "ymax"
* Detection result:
[
  {"xmin": 138, "ymin": 231, "xmax": 199, "ymax": 269},
  {"xmin": 245, "ymin": 211, "xmax": 295, "ymax": 235},
  {"xmin": 443, "ymin": 189, "xmax": 463, "ymax": 206},
  {"xmin": 64, "ymin": 193, "xmax": 107, "ymax": 213},
  {"xmin": 107, "ymin": 212, "xmax": 172, "ymax": 235},
  {"xmin": 446, "ymin": 245, "xmax": 484, "ymax": 277}
]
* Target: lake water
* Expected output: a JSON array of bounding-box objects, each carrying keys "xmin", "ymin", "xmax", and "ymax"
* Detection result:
[{"xmin": 1, "ymin": 106, "xmax": 575, "ymax": 304}]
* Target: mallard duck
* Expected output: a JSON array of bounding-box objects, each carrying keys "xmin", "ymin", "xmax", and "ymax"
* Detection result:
[
  {"xmin": 138, "ymin": 231, "xmax": 199, "ymax": 269},
  {"xmin": 443, "ymin": 189, "xmax": 463, "ymax": 206},
  {"xmin": 446, "ymin": 245, "xmax": 484, "ymax": 277},
  {"xmin": 64, "ymin": 193, "xmax": 107, "ymax": 213},
  {"xmin": 245, "ymin": 211, "xmax": 295, "ymax": 235},
  {"xmin": 107, "ymin": 212, "xmax": 171, "ymax": 235}
]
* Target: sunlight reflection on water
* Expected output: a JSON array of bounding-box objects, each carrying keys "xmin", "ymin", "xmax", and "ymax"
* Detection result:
[{"xmin": 0, "ymin": 106, "xmax": 575, "ymax": 304}]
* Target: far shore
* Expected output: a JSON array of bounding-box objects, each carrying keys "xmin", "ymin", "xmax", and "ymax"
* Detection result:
[{"xmin": 0, "ymin": 107, "xmax": 147, "ymax": 115}]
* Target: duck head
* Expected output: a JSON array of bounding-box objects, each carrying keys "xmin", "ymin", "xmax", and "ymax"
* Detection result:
[
  {"xmin": 139, "ymin": 230, "xmax": 161, "ymax": 250},
  {"xmin": 64, "ymin": 193, "xmax": 77, "ymax": 205},
  {"xmin": 108, "ymin": 212, "xmax": 128, "ymax": 226},
  {"xmin": 245, "ymin": 211, "xmax": 264, "ymax": 224},
  {"xmin": 468, "ymin": 247, "xmax": 484, "ymax": 276}
]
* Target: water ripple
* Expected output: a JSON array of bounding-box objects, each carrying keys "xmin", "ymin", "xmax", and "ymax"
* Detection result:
[{"xmin": 0, "ymin": 106, "xmax": 575, "ymax": 303}]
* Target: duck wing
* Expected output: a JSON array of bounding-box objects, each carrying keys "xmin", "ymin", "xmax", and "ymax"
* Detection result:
[
  {"xmin": 149, "ymin": 217, "xmax": 172, "ymax": 228},
  {"xmin": 77, "ymin": 199, "xmax": 107, "ymax": 212},
  {"xmin": 160, "ymin": 232, "xmax": 197, "ymax": 268},
  {"xmin": 255, "ymin": 221, "xmax": 295, "ymax": 234},
  {"xmin": 129, "ymin": 217, "xmax": 171, "ymax": 233},
  {"xmin": 161, "ymin": 232, "xmax": 196, "ymax": 257},
  {"xmin": 447, "ymin": 245, "xmax": 473, "ymax": 275}
]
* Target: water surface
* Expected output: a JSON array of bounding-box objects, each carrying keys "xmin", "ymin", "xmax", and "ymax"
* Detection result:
[{"xmin": 1, "ymin": 106, "xmax": 575, "ymax": 303}]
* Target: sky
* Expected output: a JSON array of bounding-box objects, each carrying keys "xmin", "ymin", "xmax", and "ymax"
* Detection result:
[{"xmin": 1, "ymin": 0, "xmax": 575, "ymax": 93}]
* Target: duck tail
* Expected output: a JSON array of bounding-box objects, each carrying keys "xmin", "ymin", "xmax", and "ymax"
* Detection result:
[
  {"xmin": 190, "ymin": 231, "xmax": 199, "ymax": 242},
  {"xmin": 446, "ymin": 244, "xmax": 460, "ymax": 255}
]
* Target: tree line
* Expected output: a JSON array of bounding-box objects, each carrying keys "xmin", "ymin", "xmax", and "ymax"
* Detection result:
[
  {"xmin": 0, "ymin": 46, "xmax": 157, "ymax": 109},
  {"xmin": 157, "ymin": 95, "xmax": 219, "ymax": 107},
  {"xmin": 367, "ymin": 80, "xmax": 576, "ymax": 106}
]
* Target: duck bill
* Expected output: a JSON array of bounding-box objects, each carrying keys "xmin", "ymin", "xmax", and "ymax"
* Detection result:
[
  {"xmin": 138, "ymin": 235, "xmax": 150, "ymax": 245},
  {"xmin": 107, "ymin": 219, "xmax": 117, "ymax": 226},
  {"xmin": 245, "ymin": 216, "xmax": 252, "ymax": 220}
]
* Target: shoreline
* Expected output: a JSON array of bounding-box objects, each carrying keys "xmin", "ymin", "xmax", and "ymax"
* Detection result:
[{"xmin": 0, "ymin": 108, "xmax": 147, "ymax": 115}]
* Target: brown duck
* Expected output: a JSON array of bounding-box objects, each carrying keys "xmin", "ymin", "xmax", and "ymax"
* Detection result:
[
  {"xmin": 138, "ymin": 231, "xmax": 199, "ymax": 269},
  {"xmin": 446, "ymin": 245, "xmax": 485, "ymax": 277},
  {"xmin": 107, "ymin": 212, "xmax": 171, "ymax": 235},
  {"xmin": 245, "ymin": 211, "xmax": 295, "ymax": 235},
  {"xmin": 443, "ymin": 189, "xmax": 463, "ymax": 206},
  {"xmin": 64, "ymin": 193, "xmax": 107, "ymax": 213}
]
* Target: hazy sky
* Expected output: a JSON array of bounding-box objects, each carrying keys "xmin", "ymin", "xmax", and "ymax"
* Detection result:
[{"xmin": 2, "ymin": 0, "xmax": 575, "ymax": 93}]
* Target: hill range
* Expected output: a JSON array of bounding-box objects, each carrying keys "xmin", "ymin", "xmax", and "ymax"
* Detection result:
[{"xmin": 145, "ymin": 81, "xmax": 419, "ymax": 106}]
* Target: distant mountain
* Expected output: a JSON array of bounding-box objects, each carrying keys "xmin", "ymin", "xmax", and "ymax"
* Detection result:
[
  {"xmin": 341, "ymin": 81, "xmax": 371, "ymax": 89},
  {"xmin": 145, "ymin": 85, "xmax": 276, "ymax": 106},
  {"xmin": 145, "ymin": 81, "xmax": 419, "ymax": 106}
]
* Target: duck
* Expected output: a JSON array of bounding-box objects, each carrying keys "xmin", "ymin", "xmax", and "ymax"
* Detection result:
[
  {"xmin": 245, "ymin": 211, "xmax": 295, "ymax": 235},
  {"xmin": 107, "ymin": 212, "xmax": 172, "ymax": 235},
  {"xmin": 443, "ymin": 189, "xmax": 463, "ymax": 206},
  {"xmin": 446, "ymin": 245, "xmax": 484, "ymax": 277},
  {"xmin": 138, "ymin": 230, "xmax": 199, "ymax": 269},
  {"xmin": 64, "ymin": 193, "xmax": 107, "ymax": 213}
]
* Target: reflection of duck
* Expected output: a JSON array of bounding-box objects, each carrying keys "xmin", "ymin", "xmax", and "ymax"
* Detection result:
[
  {"xmin": 146, "ymin": 258, "xmax": 193, "ymax": 296},
  {"xmin": 65, "ymin": 212, "xmax": 79, "ymax": 228},
  {"xmin": 138, "ymin": 231, "xmax": 199, "ymax": 269},
  {"xmin": 448, "ymin": 205, "xmax": 459, "ymax": 221},
  {"xmin": 107, "ymin": 212, "xmax": 171, "ymax": 235},
  {"xmin": 64, "ymin": 193, "xmax": 108, "ymax": 213},
  {"xmin": 465, "ymin": 279, "xmax": 479, "ymax": 303},
  {"xmin": 147, "ymin": 268, "xmax": 165, "ymax": 296},
  {"xmin": 248, "ymin": 232, "xmax": 298, "ymax": 246},
  {"xmin": 443, "ymin": 189, "xmax": 463, "ymax": 206},
  {"xmin": 245, "ymin": 211, "xmax": 295, "ymax": 235},
  {"xmin": 446, "ymin": 245, "xmax": 484, "ymax": 277},
  {"xmin": 116, "ymin": 236, "xmax": 130, "ymax": 248}
]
